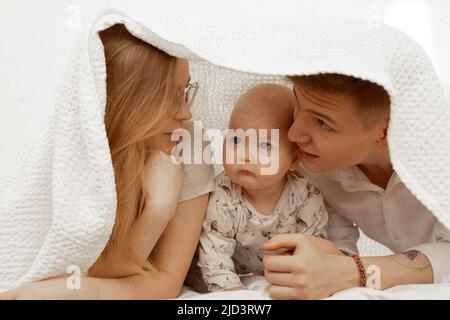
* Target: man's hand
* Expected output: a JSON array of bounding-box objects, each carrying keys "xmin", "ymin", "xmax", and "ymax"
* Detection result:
[
  {"xmin": 262, "ymin": 233, "xmax": 435, "ymax": 299},
  {"xmin": 304, "ymin": 236, "xmax": 345, "ymax": 256},
  {"xmin": 262, "ymin": 234, "xmax": 351, "ymax": 299}
]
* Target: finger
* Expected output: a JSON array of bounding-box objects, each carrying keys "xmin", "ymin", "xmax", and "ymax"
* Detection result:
[
  {"xmin": 264, "ymin": 271, "xmax": 295, "ymax": 287},
  {"xmin": 267, "ymin": 285, "xmax": 302, "ymax": 300},
  {"xmin": 261, "ymin": 247, "xmax": 293, "ymax": 256},
  {"xmin": 263, "ymin": 255, "xmax": 296, "ymax": 272},
  {"xmin": 261, "ymin": 234, "xmax": 307, "ymax": 251},
  {"xmin": 146, "ymin": 149, "xmax": 167, "ymax": 161},
  {"xmin": 279, "ymin": 249, "xmax": 294, "ymax": 256},
  {"xmin": 170, "ymin": 145, "xmax": 183, "ymax": 164}
]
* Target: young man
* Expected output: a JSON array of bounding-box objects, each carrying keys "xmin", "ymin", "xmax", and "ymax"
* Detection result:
[{"xmin": 262, "ymin": 73, "xmax": 450, "ymax": 299}]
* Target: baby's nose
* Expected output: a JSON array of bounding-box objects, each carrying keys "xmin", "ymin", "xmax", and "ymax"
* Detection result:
[{"xmin": 239, "ymin": 145, "xmax": 257, "ymax": 164}]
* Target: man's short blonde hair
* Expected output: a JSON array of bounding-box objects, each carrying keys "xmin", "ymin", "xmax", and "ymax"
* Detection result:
[{"xmin": 289, "ymin": 73, "xmax": 391, "ymax": 128}]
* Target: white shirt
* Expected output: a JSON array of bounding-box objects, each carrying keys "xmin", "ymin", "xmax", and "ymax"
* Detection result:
[{"xmin": 304, "ymin": 166, "xmax": 450, "ymax": 283}]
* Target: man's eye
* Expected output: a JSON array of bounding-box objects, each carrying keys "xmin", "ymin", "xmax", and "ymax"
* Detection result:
[
  {"xmin": 316, "ymin": 118, "xmax": 329, "ymax": 129},
  {"xmin": 259, "ymin": 142, "xmax": 271, "ymax": 149},
  {"xmin": 233, "ymin": 136, "xmax": 242, "ymax": 144}
]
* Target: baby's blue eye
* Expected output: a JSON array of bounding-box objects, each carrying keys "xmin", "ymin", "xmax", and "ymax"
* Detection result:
[
  {"xmin": 233, "ymin": 136, "xmax": 242, "ymax": 144},
  {"xmin": 259, "ymin": 142, "xmax": 271, "ymax": 150}
]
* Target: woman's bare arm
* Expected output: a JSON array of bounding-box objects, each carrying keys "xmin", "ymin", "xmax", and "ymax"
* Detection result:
[
  {"xmin": 0, "ymin": 193, "xmax": 209, "ymax": 300},
  {"xmin": 148, "ymin": 193, "xmax": 209, "ymax": 294},
  {"xmin": 89, "ymin": 203, "xmax": 178, "ymax": 278},
  {"xmin": 0, "ymin": 269, "xmax": 179, "ymax": 300},
  {"xmin": 89, "ymin": 150, "xmax": 184, "ymax": 278}
]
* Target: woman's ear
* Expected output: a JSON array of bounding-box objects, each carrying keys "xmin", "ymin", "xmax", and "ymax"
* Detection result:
[{"xmin": 288, "ymin": 148, "xmax": 302, "ymax": 171}]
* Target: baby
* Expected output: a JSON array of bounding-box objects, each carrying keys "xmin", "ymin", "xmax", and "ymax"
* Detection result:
[{"xmin": 196, "ymin": 83, "xmax": 328, "ymax": 292}]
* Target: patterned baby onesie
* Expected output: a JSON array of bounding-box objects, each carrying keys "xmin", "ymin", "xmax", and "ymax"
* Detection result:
[{"xmin": 197, "ymin": 170, "xmax": 328, "ymax": 291}]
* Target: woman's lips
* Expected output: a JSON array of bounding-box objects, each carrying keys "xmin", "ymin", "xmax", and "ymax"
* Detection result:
[
  {"xmin": 164, "ymin": 126, "xmax": 183, "ymax": 134},
  {"xmin": 164, "ymin": 131, "xmax": 183, "ymax": 141}
]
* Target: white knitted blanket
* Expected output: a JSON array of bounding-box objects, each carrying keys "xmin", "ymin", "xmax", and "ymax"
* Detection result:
[{"xmin": 1, "ymin": 6, "xmax": 449, "ymax": 292}]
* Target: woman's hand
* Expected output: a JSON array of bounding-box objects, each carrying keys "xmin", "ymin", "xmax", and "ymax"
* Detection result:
[
  {"xmin": 262, "ymin": 234, "xmax": 354, "ymax": 299},
  {"xmin": 0, "ymin": 277, "xmax": 97, "ymax": 300},
  {"xmin": 142, "ymin": 149, "xmax": 184, "ymax": 213},
  {"xmin": 89, "ymin": 150, "xmax": 186, "ymax": 279},
  {"xmin": 90, "ymin": 150, "xmax": 185, "ymax": 278},
  {"xmin": 0, "ymin": 268, "xmax": 180, "ymax": 300},
  {"xmin": 96, "ymin": 150, "xmax": 184, "ymax": 278},
  {"xmin": 1, "ymin": 283, "xmax": 43, "ymax": 300}
]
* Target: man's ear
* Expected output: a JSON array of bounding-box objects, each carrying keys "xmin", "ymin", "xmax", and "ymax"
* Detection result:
[
  {"xmin": 288, "ymin": 148, "xmax": 302, "ymax": 171},
  {"xmin": 376, "ymin": 118, "xmax": 389, "ymax": 150}
]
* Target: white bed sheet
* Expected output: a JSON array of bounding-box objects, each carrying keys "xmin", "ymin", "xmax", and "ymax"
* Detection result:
[{"xmin": 178, "ymin": 275, "xmax": 450, "ymax": 300}]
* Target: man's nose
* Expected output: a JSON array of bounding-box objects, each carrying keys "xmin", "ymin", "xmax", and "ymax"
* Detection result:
[{"xmin": 288, "ymin": 116, "xmax": 311, "ymax": 144}]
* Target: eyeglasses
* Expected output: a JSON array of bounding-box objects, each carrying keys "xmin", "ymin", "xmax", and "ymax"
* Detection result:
[{"xmin": 183, "ymin": 81, "xmax": 199, "ymax": 107}]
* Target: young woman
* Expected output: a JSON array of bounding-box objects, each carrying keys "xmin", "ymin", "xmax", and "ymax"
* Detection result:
[{"xmin": 1, "ymin": 24, "xmax": 214, "ymax": 299}]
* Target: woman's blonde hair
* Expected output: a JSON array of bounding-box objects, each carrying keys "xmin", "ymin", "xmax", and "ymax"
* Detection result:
[{"xmin": 96, "ymin": 24, "xmax": 180, "ymax": 269}]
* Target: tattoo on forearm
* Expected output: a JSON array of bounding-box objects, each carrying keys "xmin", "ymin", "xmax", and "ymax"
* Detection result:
[
  {"xmin": 403, "ymin": 250, "xmax": 419, "ymax": 261},
  {"xmin": 388, "ymin": 250, "xmax": 431, "ymax": 272}
]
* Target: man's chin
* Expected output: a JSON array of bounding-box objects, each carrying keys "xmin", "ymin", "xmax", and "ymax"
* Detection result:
[
  {"xmin": 301, "ymin": 159, "xmax": 327, "ymax": 173},
  {"xmin": 302, "ymin": 160, "xmax": 348, "ymax": 174}
]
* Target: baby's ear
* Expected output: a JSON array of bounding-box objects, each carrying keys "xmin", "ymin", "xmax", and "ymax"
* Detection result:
[{"xmin": 288, "ymin": 148, "xmax": 302, "ymax": 171}]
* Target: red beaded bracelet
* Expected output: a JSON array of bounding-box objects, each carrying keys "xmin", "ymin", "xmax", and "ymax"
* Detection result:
[{"xmin": 351, "ymin": 255, "xmax": 367, "ymax": 287}]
